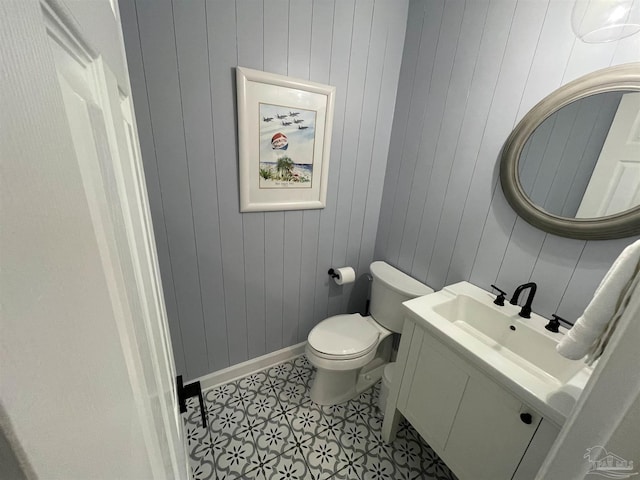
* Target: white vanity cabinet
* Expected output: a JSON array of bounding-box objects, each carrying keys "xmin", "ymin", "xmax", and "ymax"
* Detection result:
[{"xmin": 385, "ymin": 320, "xmax": 559, "ymax": 480}]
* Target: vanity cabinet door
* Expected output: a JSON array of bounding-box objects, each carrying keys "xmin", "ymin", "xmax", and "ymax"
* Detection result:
[
  {"xmin": 398, "ymin": 330, "xmax": 470, "ymax": 452},
  {"xmin": 443, "ymin": 375, "xmax": 541, "ymax": 480}
]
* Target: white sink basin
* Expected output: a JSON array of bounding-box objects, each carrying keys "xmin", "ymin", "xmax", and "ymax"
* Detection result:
[
  {"xmin": 431, "ymin": 294, "xmax": 584, "ymax": 384},
  {"xmin": 402, "ymin": 281, "xmax": 592, "ymax": 425}
]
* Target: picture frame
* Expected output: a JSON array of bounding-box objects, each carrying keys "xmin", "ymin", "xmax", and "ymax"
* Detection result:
[{"xmin": 236, "ymin": 66, "xmax": 336, "ymax": 212}]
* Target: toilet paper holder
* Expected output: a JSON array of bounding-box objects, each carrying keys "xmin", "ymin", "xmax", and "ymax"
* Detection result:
[{"xmin": 328, "ymin": 266, "xmax": 356, "ymax": 285}]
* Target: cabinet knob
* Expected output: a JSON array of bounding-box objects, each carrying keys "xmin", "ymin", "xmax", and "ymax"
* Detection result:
[{"xmin": 520, "ymin": 413, "xmax": 533, "ymax": 425}]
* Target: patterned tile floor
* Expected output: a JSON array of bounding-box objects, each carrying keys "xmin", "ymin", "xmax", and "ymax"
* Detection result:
[{"xmin": 183, "ymin": 355, "xmax": 458, "ymax": 480}]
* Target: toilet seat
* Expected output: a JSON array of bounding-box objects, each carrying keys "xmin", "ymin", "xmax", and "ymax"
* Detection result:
[
  {"xmin": 307, "ymin": 314, "xmax": 380, "ymax": 358},
  {"xmin": 307, "ymin": 341, "xmax": 377, "ymax": 361}
]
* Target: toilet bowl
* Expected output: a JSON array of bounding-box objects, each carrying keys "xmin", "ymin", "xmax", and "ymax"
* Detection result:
[{"xmin": 306, "ymin": 261, "xmax": 433, "ymax": 405}]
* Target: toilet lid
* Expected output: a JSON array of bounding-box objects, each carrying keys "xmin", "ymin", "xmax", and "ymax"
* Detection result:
[{"xmin": 308, "ymin": 314, "xmax": 380, "ymax": 357}]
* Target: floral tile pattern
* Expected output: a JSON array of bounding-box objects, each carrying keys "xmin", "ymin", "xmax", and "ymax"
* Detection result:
[{"xmin": 182, "ymin": 355, "xmax": 458, "ymax": 480}]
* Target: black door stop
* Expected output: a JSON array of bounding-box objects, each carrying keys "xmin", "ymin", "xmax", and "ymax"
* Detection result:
[{"xmin": 176, "ymin": 375, "xmax": 207, "ymax": 429}]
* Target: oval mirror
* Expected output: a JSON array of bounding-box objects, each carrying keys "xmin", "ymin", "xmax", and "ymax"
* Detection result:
[{"xmin": 500, "ymin": 63, "xmax": 640, "ymax": 240}]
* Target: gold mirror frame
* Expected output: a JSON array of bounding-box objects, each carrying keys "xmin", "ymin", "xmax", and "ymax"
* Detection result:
[{"xmin": 500, "ymin": 63, "xmax": 640, "ymax": 240}]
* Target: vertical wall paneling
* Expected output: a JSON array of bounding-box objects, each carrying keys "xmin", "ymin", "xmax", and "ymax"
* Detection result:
[
  {"xmin": 402, "ymin": 0, "xmax": 468, "ymax": 279},
  {"xmin": 308, "ymin": 1, "xmax": 333, "ymax": 85},
  {"xmin": 122, "ymin": 0, "xmax": 408, "ymax": 379},
  {"xmin": 493, "ymin": 217, "xmax": 547, "ymax": 292},
  {"xmin": 515, "ymin": 0, "xmax": 577, "ymax": 114},
  {"xmin": 172, "ymin": 0, "xmax": 229, "ymax": 371},
  {"xmin": 326, "ymin": 1, "xmax": 374, "ymax": 315},
  {"xmin": 264, "ymin": 209, "xmax": 285, "ymax": 353},
  {"xmin": 414, "ymin": 0, "xmax": 489, "ymax": 286},
  {"xmin": 528, "ymin": 235, "xmax": 585, "ymax": 317},
  {"xmin": 374, "ymin": 0, "xmax": 427, "ymax": 262},
  {"xmin": 563, "ymin": 35, "xmax": 619, "ymax": 85},
  {"xmin": 342, "ymin": 1, "xmax": 388, "ymax": 312},
  {"xmin": 287, "ymin": 0, "xmax": 312, "ymax": 79},
  {"xmin": 375, "ymin": 0, "xmax": 640, "ymax": 324},
  {"xmin": 357, "ymin": 0, "xmax": 409, "ymax": 279},
  {"xmin": 312, "ymin": 0, "xmax": 355, "ymax": 323},
  {"xmin": 428, "ymin": 0, "xmax": 517, "ymax": 292},
  {"xmin": 466, "ymin": 0, "xmax": 550, "ymax": 291},
  {"xmin": 611, "ymin": 29, "xmax": 640, "ymax": 65},
  {"xmin": 118, "ymin": 0, "xmax": 187, "ymax": 375},
  {"xmin": 237, "ymin": 0, "xmax": 267, "ymax": 360},
  {"xmin": 442, "ymin": 0, "xmax": 518, "ymax": 287},
  {"xmin": 298, "ymin": 208, "xmax": 320, "ymax": 341},
  {"xmin": 134, "ymin": 0, "xmax": 209, "ymax": 377},
  {"xmin": 556, "ymin": 238, "xmax": 634, "ymax": 319},
  {"xmin": 327, "ymin": 0, "xmax": 374, "ymax": 316},
  {"xmin": 207, "ymin": 0, "xmax": 248, "ymax": 366},
  {"xmin": 445, "ymin": 1, "xmax": 535, "ymax": 287},
  {"xmin": 385, "ymin": 0, "xmax": 444, "ymax": 270},
  {"xmin": 282, "ymin": 212, "xmax": 302, "ymax": 346}
]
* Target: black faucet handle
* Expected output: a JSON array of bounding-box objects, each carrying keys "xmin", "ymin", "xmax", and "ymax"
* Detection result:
[
  {"xmin": 490, "ymin": 284, "xmax": 507, "ymax": 306},
  {"xmin": 546, "ymin": 314, "xmax": 571, "ymax": 333},
  {"xmin": 545, "ymin": 316, "xmax": 560, "ymax": 333}
]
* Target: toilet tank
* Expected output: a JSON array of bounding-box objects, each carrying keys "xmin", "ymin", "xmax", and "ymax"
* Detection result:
[{"xmin": 369, "ymin": 261, "xmax": 433, "ymax": 332}]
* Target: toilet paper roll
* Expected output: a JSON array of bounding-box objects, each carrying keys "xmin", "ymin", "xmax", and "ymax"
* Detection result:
[{"xmin": 333, "ymin": 267, "xmax": 356, "ymax": 286}]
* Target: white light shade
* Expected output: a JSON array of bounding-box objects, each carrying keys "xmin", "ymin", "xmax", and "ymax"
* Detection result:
[{"xmin": 572, "ymin": 0, "xmax": 640, "ymax": 43}]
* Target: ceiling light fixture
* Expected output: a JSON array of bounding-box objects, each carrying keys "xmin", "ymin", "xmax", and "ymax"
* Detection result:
[{"xmin": 572, "ymin": 0, "xmax": 640, "ymax": 43}]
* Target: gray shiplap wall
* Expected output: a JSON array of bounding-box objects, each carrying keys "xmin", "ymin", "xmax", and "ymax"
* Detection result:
[
  {"xmin": 519, "ymin": 91, "xmax": 623, "ymax": 217},
  {"xmin": 120, "ymin": 0, "xmax": 408, "ymax": 380},
  {"xmin": 375, "ymin": 0, "xmax": 640, "ymax": 324}
]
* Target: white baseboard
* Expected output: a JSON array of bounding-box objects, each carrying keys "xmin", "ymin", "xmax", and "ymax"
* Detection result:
[{"xmin": 194, "ymin": 341, "xmax": 307, "ymax": 391}]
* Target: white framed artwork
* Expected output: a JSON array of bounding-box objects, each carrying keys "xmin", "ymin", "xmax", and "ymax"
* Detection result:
[{"xmin": 236, "ymin": 66, "xmax": 335, "ymax": 212}]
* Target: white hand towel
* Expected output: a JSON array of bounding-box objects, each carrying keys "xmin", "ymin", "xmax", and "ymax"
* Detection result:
[
  {"xmin": 586, "ymin": 265, "xmax": 640, "ymax": 365},
  {"xmin": 557, "ymin": 239, "xmax": 640, "ymax": 361}
]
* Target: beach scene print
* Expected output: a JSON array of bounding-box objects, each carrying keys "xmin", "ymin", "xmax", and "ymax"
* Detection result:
[{"xmin": 259, "ymin": 103, "xmax": 316, "ymax": 188}]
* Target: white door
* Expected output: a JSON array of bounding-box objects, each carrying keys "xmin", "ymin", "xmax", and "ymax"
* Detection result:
[
  {"xmin": 576, "ymin": 92, "xmax": 640, "ymax": 218},
  {"xmin": 1, "ymin": 1, "xmax": 187, "ymax": 478}
]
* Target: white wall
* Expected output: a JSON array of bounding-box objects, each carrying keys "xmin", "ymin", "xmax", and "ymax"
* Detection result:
[
  {"xmin": 120, "ymin": 0, "xmax": 409, "ymax": 379},
  {"xmin": 375, "ymin": 0, "xmax": 640, "ymax": 322}
]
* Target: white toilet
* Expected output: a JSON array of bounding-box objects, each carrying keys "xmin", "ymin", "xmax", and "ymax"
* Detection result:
[{"xmin": 306, "ymin": 261, "xmax": 433, "ymax": 405}]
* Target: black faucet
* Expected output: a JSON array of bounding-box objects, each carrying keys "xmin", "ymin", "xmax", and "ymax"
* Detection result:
[{"xmin": 510, "ymin": 282, "xmax": 537, "ymax": 318}]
